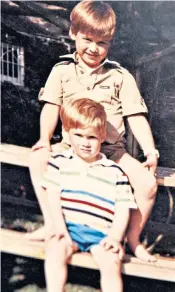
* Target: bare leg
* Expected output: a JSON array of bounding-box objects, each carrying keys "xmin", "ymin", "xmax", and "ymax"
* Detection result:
[
  {"xmin": 27, "ymin": 143, "xmax": 69, "ymax": 240},
  {"xmin": 117, "ymin": 153, "xmax": 157, "ymax": 262},
  {"xmin": 26, "ymin": 148, "xmax": 51, "ymax": 240},
  {"xmin": 45, "ymin": 236, "xmax": 74, "ymax": 292},
  {"xmin": 91, "ymin": 245, "xmax": 123, "ymax": 292}
]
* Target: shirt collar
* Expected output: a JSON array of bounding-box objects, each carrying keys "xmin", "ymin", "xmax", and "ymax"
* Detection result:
[
  {"xmin": 59, "ymin": 52, "xmax": 120, "ymax": 73},
  {"xmin": 59, "ymin": 53, "xmax": 78, "ymax": 64},
  {"xmin": 64, "ymin": 148, "xmax": 115, "ymax": 167}
]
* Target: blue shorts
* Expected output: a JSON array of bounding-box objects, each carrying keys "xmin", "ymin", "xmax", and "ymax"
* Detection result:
[{"xmin": 66, "ymin": 222, "xmax": 106, "ymax": 252}]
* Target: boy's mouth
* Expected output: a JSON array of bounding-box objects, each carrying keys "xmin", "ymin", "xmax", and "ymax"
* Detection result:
[
  {"xmin": 86, "ymin": 53, "xmax": 99, "ymax": 58},
  {"xmin": 80, "ymin": 148, "xmax": 91, "ymax": 153}
]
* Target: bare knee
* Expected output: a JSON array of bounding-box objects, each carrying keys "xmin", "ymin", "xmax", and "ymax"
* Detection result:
[
  {"xmin": 46, "ymin": 236, "xmax": 59, "ymax": 254},
  {"xmin": 134, "ymin": 172, "xmax": 157, "ymax": 201},
  {"xmin": 29, "ymin": 148, "xmax": 50, "ymax": 176},
  {"xmin": 99, "ymin": 256, "xmax": 121, "ymax": 276},
  {"xmin": 46, "ymin": 237, "xmax": 67, "ymax": 264},
  {"xmin": 143, "ymin": 174, "xmax": 157, "ymax": 200}
]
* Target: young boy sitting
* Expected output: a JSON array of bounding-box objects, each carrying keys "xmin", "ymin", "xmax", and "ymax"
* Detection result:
[
  {"xmin": 29, "ymin": 1, "xmax": 158, "ymax": 262},
  {"xmin": 42, "ymin": 98, "xmax": 137, "ymax": 292}
]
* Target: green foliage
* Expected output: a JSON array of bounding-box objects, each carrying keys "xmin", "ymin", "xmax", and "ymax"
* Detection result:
[
  {"xmin": 1, "ymin": 82, "xmax": 41, "ymax": 147},
  {"xmin": 1, "ymin": 36, "xmax": 68, "ymax": 147}
]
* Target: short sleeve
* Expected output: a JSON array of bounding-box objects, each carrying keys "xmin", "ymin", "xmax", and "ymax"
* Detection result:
[
  {"xmin": 115, "ymin": 173, "xmax": 137, "ymax": 209},
  {"xmin": 39, "ymin": 65, "xmax": 63, "ymax": 106},
  {"xmin": 41, "ymin": 156, "xmax": 61, "ymax": 192},
  {"xmin": 119, "ymin": 70, "xmax": 148, "ymax": 117}
]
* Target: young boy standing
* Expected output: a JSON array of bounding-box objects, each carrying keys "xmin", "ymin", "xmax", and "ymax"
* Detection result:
[
  {"xmin": 29, "ymin": 1, "xmax": 158, "ymax": 262},
  {"xmin": 42, "ymin": 98, "xmax": 137, "ymax": 292}
]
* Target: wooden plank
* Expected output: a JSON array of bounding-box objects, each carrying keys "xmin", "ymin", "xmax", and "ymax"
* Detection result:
[
  {"xmin": 0, "ymin": 143, "xmax": 30, "ymax": 167},
  {"xmin": 1, "ymin": 229, "xmax": 175, "ymax": 282},
  {"xmin": 1, "ymin": 143, "xmax": 175, "ymax": 187},
  {"xmin": 156, "ymin": 167, "xmax": 175, "ymax": 187}
]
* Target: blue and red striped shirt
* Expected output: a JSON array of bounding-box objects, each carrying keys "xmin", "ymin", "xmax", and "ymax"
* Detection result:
[{"xmin": 42, "ymin": 150, "xmax": 137, "ymax": 234}]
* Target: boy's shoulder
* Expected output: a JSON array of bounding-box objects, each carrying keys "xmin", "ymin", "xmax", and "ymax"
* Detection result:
[
  {"xmin": 98, "ymin": 154, "xmax": 126, "ymax": 176},
  {"xmin": 53, "ymin": 54, "xmax": 76, "ymax": 68},
  {"xmin": 51, "ymin": 149, "xmax": 73, "ymax": 160},
  {"xmin": 104, "ymin": 59, "xmax": 129, "ymax": 75}
]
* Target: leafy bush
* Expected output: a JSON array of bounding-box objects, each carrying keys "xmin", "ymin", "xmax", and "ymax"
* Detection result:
[{"xmin": 1, "ymin": 82, "xmax": 41, "ymax": 147}]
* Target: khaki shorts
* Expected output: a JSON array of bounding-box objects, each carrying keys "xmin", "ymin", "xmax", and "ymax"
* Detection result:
[
  {"xmin": 101, "ymin": 138, "xmax": 127, "ymax": 162},
  {"xmin": 51, "ymin": 139, "xmax": 127, "ymax": 163}
]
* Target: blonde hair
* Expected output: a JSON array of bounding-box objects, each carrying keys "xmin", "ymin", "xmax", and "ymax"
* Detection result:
[
  {"xmin": 60, "ymin": 98, "xmax": 106, "ymax": 141},
  {"xmin": 70, "ymin": 1, "xmax": 116, "ymax": 39}
]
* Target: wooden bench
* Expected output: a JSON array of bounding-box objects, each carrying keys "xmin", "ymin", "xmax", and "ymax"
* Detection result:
[
  {"xmin": 1, "ymin": 228, "xmax": 175, "ymax": 282},
  {"xmin": 1, "ymin": 143, "xmax": 175, "ymax": 187},
  {"xmin": 1, "ymin": 143, "xmax": 175, "ymax": 282}
]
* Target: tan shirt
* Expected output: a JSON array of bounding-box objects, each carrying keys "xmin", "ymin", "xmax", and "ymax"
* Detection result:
[{"xmin": 39, "ymin": 53, "xmax": 148, "ymax": 144}]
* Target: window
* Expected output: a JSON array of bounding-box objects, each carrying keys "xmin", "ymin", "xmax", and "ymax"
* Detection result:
[{"xmin": 1, "ymin": 42, "xmax": 24, "ymax": 86}]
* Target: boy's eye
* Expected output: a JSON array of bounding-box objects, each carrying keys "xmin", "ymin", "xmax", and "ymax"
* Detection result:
[
  {"xmin": 83, "ymin": 37, "xmax": 91, "ymax": 41},
  {"xmin": 98, "ymin": 41, "xmax": 110, "ymax": 46},
  {"xmin": 75, "ymin": 133, "xmax": 82, "ymax": 137}
]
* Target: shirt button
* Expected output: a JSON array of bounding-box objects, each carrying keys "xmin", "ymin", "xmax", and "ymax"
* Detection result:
[
  {"xmin": 80, "ymin": 70, "xmax": 84, "ymax": 74},
  {"xmin": 87, "ymin": 87, "xmax": 90, "ymax": 90}
]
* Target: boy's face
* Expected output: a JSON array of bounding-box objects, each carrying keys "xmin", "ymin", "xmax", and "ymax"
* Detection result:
[
  {"xmin": 70, "ymin": 31, "xmax": 111, "ymax": 68},
  {"xmin": 69, "ymin": 126, "xmax": 103, "ymax": 163}
]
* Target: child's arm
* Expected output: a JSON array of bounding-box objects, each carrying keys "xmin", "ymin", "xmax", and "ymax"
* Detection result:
[
  {"xmin": 45, "ymin": 187, "xmax": 72, "ymax": 245},
  {"xmin": 100, "ymin": 206, "xmax": 130, "ymax": 260},
  {"xmin": 32, "ymin": 63, "xmax": 63, "ymax": 152},
  {"xmin": 32, "ymin": 103, "xmax": 60, "ymax": 151},
  {"xmin": 108, "ymin": 206, "xmax": 130, "ymax": 242},
  {"xmin": 127, "ymin": 114, "xmax": 158, "ymax": 173},
  {"xmin": 101, "ymin": 171, "xmax": 136, "ymax": 259}
]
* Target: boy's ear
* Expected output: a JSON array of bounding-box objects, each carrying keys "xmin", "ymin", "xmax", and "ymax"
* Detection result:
[
  {"xmin": 69, "ymin": 28, "xmax": 76, "ymax": 40},
  {"xmin": 100, "ymin": 135, "xmax": 106, "ymax": 143}
]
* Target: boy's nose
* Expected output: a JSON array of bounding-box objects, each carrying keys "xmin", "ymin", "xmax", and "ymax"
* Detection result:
[
  {"xmin": 82, "ymin": 137, "xmax": 90, "ymax": 147},
  {"xmin": 89, "ymin": 42, "xmax": 98, "ymax": 53}
]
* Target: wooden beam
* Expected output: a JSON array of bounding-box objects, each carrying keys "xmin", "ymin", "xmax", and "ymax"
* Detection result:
[
  {"xmin": 136, "ymin": 43, "xmax": 175, "ymax": 66},
  {"xmin": 12, "ymin": 1, "xmax": 69, "ymax": 31},
  {"xmin": 156, "ymin": 167, "xmax": 175, "ymax": 187},
  {"xmin": 0, "ymin": 143, "xmax": 30, "ymax": 167},
  {"xmin": 1, "ymin": 144, "xmax": 175, "ymax": 187},
  {"xmin": 1, "ymin": 229, "xmax": 175, "ymax": 282}
]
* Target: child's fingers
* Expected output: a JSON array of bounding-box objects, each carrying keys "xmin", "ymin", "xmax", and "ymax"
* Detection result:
[
  {"xmin": 100, "ymin": 238, "xmax": 107, "ymax": 247},
  {"xmin": 101, "ymin": 238, "xmax": 121, "ymax": 251},
  {"xmin": 111, "ymin": 244, "xmax": 120, "ymax": 253},
  {"xmin": 55, "ymin": 232, "xmax": 66, "ymax": 241},
  {"xmin": 45, "ymin": 233, "xmax": 55, "ymax": 242},
  {"xmin": 32, "ymin": 141, "xmax": 51, "ymax": 152},
  {"xmin": 101, "ymin": 239, "xmax": 113, "ymax": 250},
  {"xmin": 65, "ymin": 234, "xmax": 73, "ymax": 246},
  {"xmin": 118, "ymin": 247, "xmax": 125, "ymax": 260}
]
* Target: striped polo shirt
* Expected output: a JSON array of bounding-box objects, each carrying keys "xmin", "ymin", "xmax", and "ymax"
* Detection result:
[{"xmin": 42, "ymin": 149, "xmax": 137, "ymax": 234}]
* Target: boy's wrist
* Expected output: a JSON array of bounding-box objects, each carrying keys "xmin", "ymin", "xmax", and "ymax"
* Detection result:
[
  {"xmin": 107, "ymin": 231, "xmax": 124, "ymax": 243},
  {"xmin": 143, "ymin": 148, "xmax": 160, "ymax": 158},
  {"xmin": 40, "ymin": 136, "xmax": 50, "ymax": 142}
]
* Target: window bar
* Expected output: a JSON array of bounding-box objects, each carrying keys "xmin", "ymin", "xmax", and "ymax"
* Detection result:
[
  {"xmin": 1, "ymin": 43, "xmax": 24, "ymax": 86},
  {"xmin": 12, "ymin": 45, "xmax": 14, "ymax": 81},
  {"xmin": 7, "ymin": 43, "xmax": 9, "ymax": 81},
  {"xmin": 17, "ymin": 47, "xmax": 21, "ymax": 84},
  {"xmin": 1, "ymin": 44, "xmax": 4, "ymax": 81},
  {"xmin": 20, "ymin": 47, "xmax": 24, "ymax": 86}
]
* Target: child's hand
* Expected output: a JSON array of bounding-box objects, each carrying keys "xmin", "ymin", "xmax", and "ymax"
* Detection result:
[
  {"xmin": 45, "ymin": 228, "xmax": 71, "ymax": 244},
  {"xmin": 38, "ymin": 87, "xmax": 45, "ymax": 98},
  {"xmin": 32, "ymin": 139, "xmax": 51, "ymax": 152},
  {"xmin": 142, "ymin": 154, "xmax": 158, "ymax": 174},
  {"xmin": 100, "ymin": 236, "xmax": 125, "ymax": 260},
  {"xmin": 55, "ymin": 230, "xmax": 79, "ymax": 254}
]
